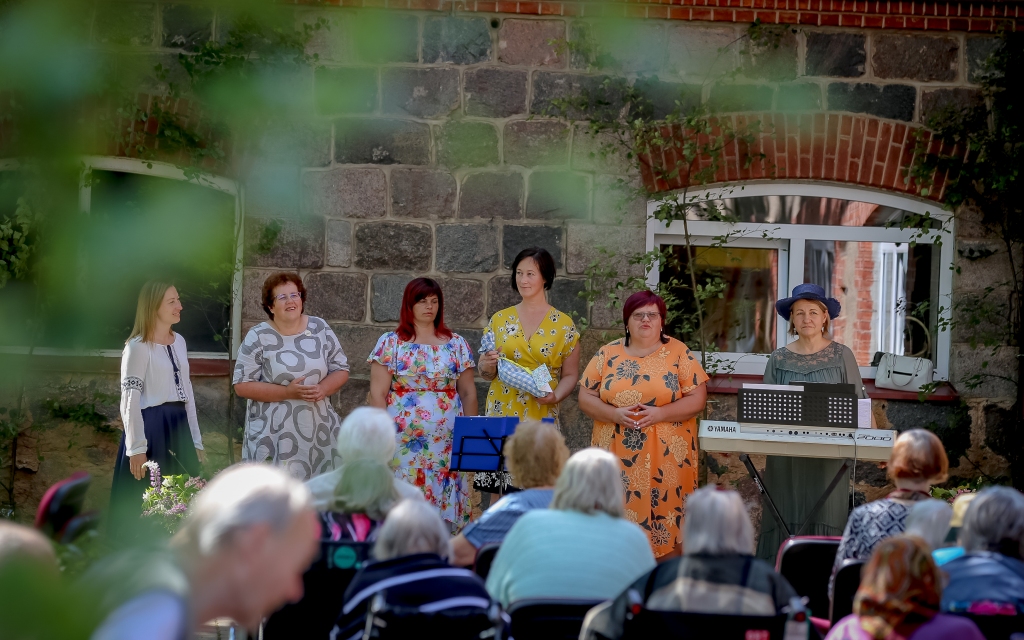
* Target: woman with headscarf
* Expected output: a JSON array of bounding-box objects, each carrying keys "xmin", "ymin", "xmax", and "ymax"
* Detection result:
[{"xmin": 825, "ymin": 536, "xmax": 984, "ymax": 640}]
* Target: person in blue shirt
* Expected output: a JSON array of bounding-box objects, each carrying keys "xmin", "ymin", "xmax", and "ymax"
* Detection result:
[{"xmin": 451, "ymin": 420, "xmax": 569, "ymax": 567}]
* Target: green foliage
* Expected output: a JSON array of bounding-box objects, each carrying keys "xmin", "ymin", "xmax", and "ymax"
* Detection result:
[
  {"xmin": 932, "ymin": 475, "xmax": 1011, "ymax": 503},
  {"xmin": 44, "ymin": 396, "xmax": 115, "ymax": 434},
  {"xmin": 0, "ymin": 197, "xmax": 36, "ymax": 288},
  {"xmin": 141, "ymin": 462, "xmax": 206, "ymax": 534}
]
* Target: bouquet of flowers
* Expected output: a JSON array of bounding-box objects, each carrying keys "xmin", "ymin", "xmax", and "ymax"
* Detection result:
[{"xmin": 141, "ymin": 461, "xmax": 206, "ymax": 533}]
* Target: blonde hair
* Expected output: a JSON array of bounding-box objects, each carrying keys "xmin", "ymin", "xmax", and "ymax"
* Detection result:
[
  {"xmin": 504, "ymin": 420, "xmax": 569, "ymax": 489},
  {"xmin": 128, "ymin": 280, "xmax": 175, "ymax": 344},
  {"xmin": 788, "ymin": 299, "xmax": 831, "ymax": 336}
]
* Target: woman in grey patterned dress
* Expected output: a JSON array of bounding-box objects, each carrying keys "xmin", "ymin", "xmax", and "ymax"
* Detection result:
[{"xmin": 233, "ymin": 272, "xmax": 350, "ymax": 480}]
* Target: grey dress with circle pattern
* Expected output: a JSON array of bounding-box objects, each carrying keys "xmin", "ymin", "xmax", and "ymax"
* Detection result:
[{"xmin": 232, "ymin": 316, "xmax": 349, "ymax": 480}]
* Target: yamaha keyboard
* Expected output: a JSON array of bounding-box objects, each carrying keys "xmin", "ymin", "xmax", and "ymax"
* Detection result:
[{"xmin": 699, "ymin": 420, "xmax": 896, "ymax": 461}]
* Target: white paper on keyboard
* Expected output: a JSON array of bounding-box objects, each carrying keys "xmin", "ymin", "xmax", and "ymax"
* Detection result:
[
  {"xmin": 741, "ymin": 383, "xmax": 804, "ymax": 391},
  {"xmin": 857, "ymin": 398, "xmax": 872, "ymax": 429}
]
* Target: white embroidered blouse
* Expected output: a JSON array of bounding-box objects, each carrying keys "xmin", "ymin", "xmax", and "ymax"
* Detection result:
[{"xmin": 119, "ymin": 334, "xmax": 204, "ymax": 457}]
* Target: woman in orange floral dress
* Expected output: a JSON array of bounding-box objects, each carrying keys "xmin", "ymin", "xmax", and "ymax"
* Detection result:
[{"xmin": 578, "ymin": 291, "xmax": 709, "ymax": 558}]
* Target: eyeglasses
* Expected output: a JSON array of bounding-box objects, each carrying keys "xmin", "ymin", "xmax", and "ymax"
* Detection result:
[
  {"xmin": 631, "ymin": 312, "xmax": 661, "ymax": 321},
  {"xmin": 274, "ymin": 292, "xmax": 302, "ymax": 302}
]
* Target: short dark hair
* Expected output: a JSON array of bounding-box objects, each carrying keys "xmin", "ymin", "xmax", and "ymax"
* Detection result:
[
  {"xmin": 261, "ymin": 272, "xmax": 306, "ymax": 319},
  {"xmin": 510, "ymin": 247, "xmax": 556, "ymax": 293}
]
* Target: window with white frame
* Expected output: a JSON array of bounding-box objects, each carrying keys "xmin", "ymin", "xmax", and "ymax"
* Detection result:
[
  {"xmin": 0, "ymin": 157, "xmax": 242, "ymax": 358},
  {"xmin": 647, "ymin": 184, "xmax": 953, "ymax": 381}
]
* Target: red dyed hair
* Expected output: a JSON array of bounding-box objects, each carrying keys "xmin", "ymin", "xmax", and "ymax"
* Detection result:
[
  {"xmin": 622, "ymin": 290, "xmax": 669, "ymax": 346},
  {"xmin": 396, "ymin": 278, "xmax": 453, "ymax": 342}
]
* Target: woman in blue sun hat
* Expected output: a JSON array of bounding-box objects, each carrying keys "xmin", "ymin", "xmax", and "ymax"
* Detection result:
[{"xmin": 756, "ymin": 283, "xmax": 870, "ymax": 566}]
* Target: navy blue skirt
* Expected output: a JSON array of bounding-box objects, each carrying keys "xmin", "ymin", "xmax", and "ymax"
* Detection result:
[{"xmin": 109, "ymin": 402, "xmax": 201, "ymax": 529}]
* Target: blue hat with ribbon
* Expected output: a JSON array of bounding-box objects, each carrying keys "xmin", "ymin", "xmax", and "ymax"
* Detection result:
[{"xmin": 775, "ymin": 283, "xmax": 841, "ymax": 320}]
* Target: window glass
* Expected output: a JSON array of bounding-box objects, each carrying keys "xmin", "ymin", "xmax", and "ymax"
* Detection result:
[{"xmin": 693, "ymin": 195, "xmax": 937, "ymax": 228}]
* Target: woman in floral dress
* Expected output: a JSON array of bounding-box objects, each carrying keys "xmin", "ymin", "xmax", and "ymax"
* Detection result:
[
  {"xmin": 368, "ymin": 278, "xmax": 477, "ymax": 528},
  {"xmin": 578, "ymin": 291, "xmax": 709, "ymax": 558}
]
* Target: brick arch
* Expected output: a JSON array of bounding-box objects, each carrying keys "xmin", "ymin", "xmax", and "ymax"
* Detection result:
[{"xmin": 638, "ymin": 111, "xmax": 955, "ymax": 202}]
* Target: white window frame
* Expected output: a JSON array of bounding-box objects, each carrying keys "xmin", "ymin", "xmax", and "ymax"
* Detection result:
[
  {"xmin": 646, "ymin": 182, "xmax": 954, "ymax": 381},
  {"xmin": 0, "ymin": 156, "xmax": 244, "ymax": 360}
]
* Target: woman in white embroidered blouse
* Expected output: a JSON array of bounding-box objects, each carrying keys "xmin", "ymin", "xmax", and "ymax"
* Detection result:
[{"xmin": 110, "ymin": 281, "xmax": 206, "ymax": 526}]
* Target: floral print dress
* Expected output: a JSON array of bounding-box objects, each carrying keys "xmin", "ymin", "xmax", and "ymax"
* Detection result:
[
  {"xmin": 368, "ymin": 332, "xmax": 475, "ymax": 527},
  {"xmin": 581, "ymin": 338, "xmax": 708, "ymax": 557}
]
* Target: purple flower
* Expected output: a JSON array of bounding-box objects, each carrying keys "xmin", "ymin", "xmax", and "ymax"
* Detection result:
[
  {"xmin": 144, "ymin": 461, "xmax": 162, "ymax": 489},
  {"xmin": 168, "ymin": 503, "xmax": 188, "ymax": 516}
]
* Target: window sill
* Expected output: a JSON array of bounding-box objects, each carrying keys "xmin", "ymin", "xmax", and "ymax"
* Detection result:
[
  {"xmin": 0, "ymin": 353, "xmax": 232, "ymax": 376},
  {"xmin": 705, "ymin": 374, "xmax": 959, "ymax": 402}
]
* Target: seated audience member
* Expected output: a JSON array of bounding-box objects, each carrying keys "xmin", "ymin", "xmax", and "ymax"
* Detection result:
[
  {"xmin": 826, "ymin": 536, "xmax": 984, "ymax": 640},
  {"xmin": 934, "ymin": 492, "xmax": 978, "ymax": 566},
  {"xmin": 331, "ymin": 500, "xmax": 491, "ymax": 639},
  {"xmin": 831, "ymin": 429, "xmax": 948, "ymax": 597},
  {"xmin": 485, "ymin": 448, "xmax": 656, "ymax": 607},
  {"xmin": 0, "ymin": 520, "xmax": 58, "ymax": 571},
  {"xmin": 90, "ymin": 464, "xmax": 320, "ymax": 640},
  {"xmin": 580, "ymin": 486, "xmax": 799, "ymax": 640},
  {"xmin": 904, "ymin": 499, "xmax": 953, "ymax": 550},
  {"xmin": 306, "ymin": 407, "xmax": 423, "ymax": 512},
  {"xmin": 941, "ymin": 486, "xmax": 1024, "ymax": 615},
  {"xmin": 451, "ymin": 420, "xmax": 569, "ymax": 566}
]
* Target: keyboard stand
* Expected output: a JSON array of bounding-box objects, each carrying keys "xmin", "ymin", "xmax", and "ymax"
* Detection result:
[{"xmin": 740, "ymin": 454, "xmax": 852, "ymax": 538}]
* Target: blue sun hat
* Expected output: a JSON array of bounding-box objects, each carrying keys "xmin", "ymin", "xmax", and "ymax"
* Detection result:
[{"xmin": 775, "ymin": 283, "xmax": 841, "ymax": 320}]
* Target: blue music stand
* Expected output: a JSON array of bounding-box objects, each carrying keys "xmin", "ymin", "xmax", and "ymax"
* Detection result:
[{"xmin": 450, "ymin": 416, "xmax": 519, "ymax": 473}]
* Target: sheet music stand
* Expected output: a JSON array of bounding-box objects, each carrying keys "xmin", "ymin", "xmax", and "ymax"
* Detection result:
[{"xmin": 450, "ymin": 417, "xmax": 519, "ymax": 473}]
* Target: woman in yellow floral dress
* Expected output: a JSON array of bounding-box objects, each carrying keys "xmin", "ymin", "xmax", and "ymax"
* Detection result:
[
  {"xmin": 578, "ymin": 291, "xmax": 708, "ymax": 558},
  {"xmin": 476, "ymin": 248, "xmax": 580, "ymax": 496}
]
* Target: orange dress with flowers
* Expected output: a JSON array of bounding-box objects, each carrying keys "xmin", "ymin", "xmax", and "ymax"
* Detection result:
[{"xmin": 581, "ymin": 337, "xmax": 708, "ymax": 557}]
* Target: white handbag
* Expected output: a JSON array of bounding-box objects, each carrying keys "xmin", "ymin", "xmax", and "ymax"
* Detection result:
[{"xmin": 874, "ymin": 353, "xmax": 934, "ymax": 391}]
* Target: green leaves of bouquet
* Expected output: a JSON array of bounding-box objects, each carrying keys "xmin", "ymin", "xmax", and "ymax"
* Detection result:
[{"xmin": 141, "ymin": 461, "xmax": 206, "ymax": 534}]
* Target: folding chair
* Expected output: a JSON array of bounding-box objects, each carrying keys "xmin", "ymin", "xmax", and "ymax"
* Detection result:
[
  {"xmin": 361, "ymin": 591, "xmax": 506, "ymax": 639},
  {"xmin": 473, "ymin": 543, "xmax": 501, "ymax": 579},
  {"xmin": 507, "ymin": 598, "xmax": 605, "ymax": 640},
  {"xmin": 34, "ymin": 471, "xmax": 98, "ymax": 544},
  {"xmin": 776, "ymin": 536, "xmax": 841, "ymax": 620},
  {"xmin": 622, "ymin": 609, "xmax": 794, "ymax": 639},
  {"xmin": 829, "ymin": 559, "xmax": 864, "ymax": 625}
]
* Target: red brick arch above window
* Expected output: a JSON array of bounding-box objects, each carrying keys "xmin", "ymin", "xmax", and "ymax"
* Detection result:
[{"xmin": 637, "ymin": 111, "xmax": 956, "ymax": 202}]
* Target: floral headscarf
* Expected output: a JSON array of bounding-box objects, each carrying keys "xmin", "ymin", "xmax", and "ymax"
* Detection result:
[{"xmin": 854, "ymin": 535, "xmax": 943, "ymax": 639}]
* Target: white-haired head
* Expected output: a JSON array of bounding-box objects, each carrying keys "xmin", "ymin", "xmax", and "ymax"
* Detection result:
[
  {"xmin": 683, "ymin": 486, "xmax": 755, "ymax": 555},
  {"xmin": 337, "ymin": 407, "xmax": 398, "ymax": 465},
  {"xmin": 551, "ymin": 448, "xmax": 625, "ymax": 519},
  {"xmin": 176, "ymin": 464, "xmax": 312, "ymax": 556},
  {"xmin": 373, "ymin": 500, "xmax": 451, "ymax": 561},
  {"xmin": 961, "ymin": 486, "xmax": 1024, "ymax": 558},
  {"xmin": 904, "ymin": 499, "xmax": 953, "ymax": 550}
]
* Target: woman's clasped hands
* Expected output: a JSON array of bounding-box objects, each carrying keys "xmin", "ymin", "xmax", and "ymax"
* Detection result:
[
  {"xmin": 614, "ymin": 404, "xmax": 665, "ymax": 429},
  {"xmin": 287, "ymin": 375, "xmax": 327, "ymax": 403}
]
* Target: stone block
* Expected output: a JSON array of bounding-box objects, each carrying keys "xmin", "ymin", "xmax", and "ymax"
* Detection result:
[
  {"xmin": 354, "ymin": 222, "xmax": 432, "ymax": 271},
  {"xmin": 502, "ymin": 225, "xmax": 564, "ymax": 269},
  {"xmin": 571, "ymin": 20, "xmax": 667, "ymax": 74},
  {"xmin": 245, "ymin": 164, "xmax": 300, "ymax": 218},
  {"xmin": 423, "ymin": 17, "xmax": 492, "ymax": 65},
  {"xmin": 244, "ymin": 217, "xmax": 325, "ymax": 269},
  {"xmin": 872, "ymin": 35, "xmax": 959, "ymax": 82},
  {"xmin": 589, "ymin": 281, "xmax": 624, "ymax": 330},
  {"xmin": 371, "ymin": 274, "xmax": 416, "ymax": 322},
  {"xmin": 571, "ymin": 125, "xmax": 633, "ymax": 175},
  {"xmin": 966, "ymin": 37, "xmax": 1002, "ymax": 84},
  {"xmin": 950, "ymin": 343, "xmax": 1018, "ymax": 399},
  {"xmin": 242, "ymin": 268, "xmax": 278, "ymax": 320},
  {"xmin": 464, "ymin": 68, "xmax": 528, "ymax": 118},
  {"xmin": 921, "ymin": 88, "xmax": 983, "ymax": 124},
  {"xmin": 459, "ymin": 172, "xmax": 524, "ymax": 220},
  {"xmin": 826, "ymin": 83, "xmax": 915, "ymax": 122},
  {"xmin": 302, "ymin": 167, "xmax": 387, "ymax": 219},
  {"xmin": 161, "ymin": 4, "xmax": 212, "ymax": 49},
  {"xmin": 566, "ymin": 223, "xmax": 645, "ymax": 276},
  {"xmin": 333, "ymin": 378, "xmax": 371, "ymax": 418},
  {"xmin": 326, "ymin": 219, "xmax": 351, "ymax": 267},
  {"xmin": 436, "ymin": 224, "xmax": 500, "ymax": 273},
  {"xmin": 805, "ymin": 32, "xmax": 866, "ymax": 78},
  {"xmin": 504, "ymin": 120, "xmax": 570, "ymax": 167},
  {"xmin": 955, "ymin": 240, "xmax": 1017, "ymax": 292},
  {"xmin": 530, "ymin": 72, "xmax": 629, "ymax": 121},
  {"xmin": 742, "ymin": 29, "xmax": 798, "ymax": 81},
  {"xmin": 558, "ymin": 393, "xmax": 592, "ymax": 453},
  {"xmin": 436, "ymin": 121, "xmax": 500, "ymax": 169},
  {"xmin": 382, "ymin": 68, "xmax": 461, "ymax": 119},
  {"xmin": 776, "ymin": 83, "xmax": 823, "ymax": 111},
  {"xmin": 487, "ymin": 274, "xmax": 520, "ymax": 318},
  {"xmin": 952, "ymin": 291, "xmax": 1012, "ymax": 348},
  {"xmin": 334, "ymin": 119, "xmax": 431, "ymax": 165},
  {"xmin": 709, "ymin": 84, "xmax": 775, "ymax": 112},
  {"xmin": 256, "ymin": 121, "xmax": 332, "ymax": 168},
  {"xmin": 548, "ymin": 278, "xmax": 588, "ymax": 323},
  {"xmin": 302, "ymin": 10, "xmax": 352, "ymax": 63},
  {"xmin": 351, "ymin": 11, "xmax": 419, "ymax": 64},
  {"xmin": 94, "ymin": 2, "xmax": 155, "ymax": 46},
  {"xmin": 304, "ymin": 272, "xmax": 368, "ymax": 322},
  {"xmin": 593, "ymin": 174, "xmax": 647, "ymax": 226},
  {"xmin": 665, "ymin": 25, "xmax": 739, "ymax": 79},
  {"xmin": 391, "ymin": 169, "xmax": 457, "ymax": 219},
  {"xmin": 497, "ymin": 19, "xmax": 565, "ymax": 67},
  {"xmin": 631, "ymin": 78, "xmax": 701, "ymax": 121},
  {"xmin": 314, "ymin": 66, "xmax": 378, "ymax": 115},
  {"xmin": 331, "ymin": 324, "xmax": 389, "ymax": 376},
  {"xmin": 441, "ymin": 278, "xmax": 485, "ymax": 325},
  {"xmin": 526, "ymin": 171, "xmax": 590, "ymax": 220}
]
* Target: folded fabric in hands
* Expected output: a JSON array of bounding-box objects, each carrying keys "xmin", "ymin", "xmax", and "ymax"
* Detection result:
[{"xmin": 481, "ymin": 332, "xmax": 552, "ymax": 398}]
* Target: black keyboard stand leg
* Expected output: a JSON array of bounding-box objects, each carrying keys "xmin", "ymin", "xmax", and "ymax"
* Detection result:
[
  {"xmin": 794, "ymin": 459, "xmax": 852, "ymax": 537},
  {"xmin": 739, "ymin": 454, "xmax": 791, "ymax": 539}
]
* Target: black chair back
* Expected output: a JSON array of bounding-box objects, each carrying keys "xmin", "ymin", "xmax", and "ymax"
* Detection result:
[
  {"xmin": 473, "ymin": 543, "xmax": 501, "ymax": 579},
  {"xmin": 623, "ymin": 609, "xmax": 790, "ymax": 639},
  {"xmin": 363, "ymin": 593, "xmax": 505, "ymax": 639},
  {"xmin": 507, "ymin": 599, "xmax": 604, "ymax": 640},
  {"xmin": 829, "ymin": 559, "xmax": 865, "ymax": 625},
  {"xmin": 957, "ymin": 612, "xmax": 1024, "ymax": 640},
  {"xmin": 776, "ymin": 536, "xmax": 841, "ymax": 619},
  {"xmin": 262, "ymin": 540, "xmax": 374, "ymax": 640}
]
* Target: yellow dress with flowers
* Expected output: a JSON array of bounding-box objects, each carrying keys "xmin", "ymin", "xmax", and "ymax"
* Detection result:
[{"xmin": 474, "ymin": 306, "xmax": 579, "ymax": 492}]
